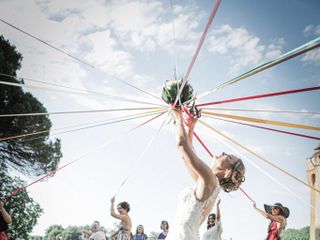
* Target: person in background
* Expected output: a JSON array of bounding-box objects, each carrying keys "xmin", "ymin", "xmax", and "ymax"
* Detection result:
[
  {"xmin": 110, "ymin": 196, "xmax": 132, "ymax": 240},
  {"xmin": 133, "ymin": 225, "xmax": 148, "ymax": 240},
  {"xmin": 202, "ymin": 199, "xmax": 222, "ymax": 240},
  {"xmin": 89, "ymin": 221, "xmax": 106, "ymax": 240},
  {"xmin": 253, "ymin": 202, "xmax": 289, "ymax": 240},
  {"xmin": 82, "ymin": 230, "xmax": 91, "ymax": 240},
  {"xmin": 0, "ymin": 201, "xmax": 12, "ymax": 240},
  {"xmin": 157, "ymin": 221, "xmax": 169, "ymax": 239}
]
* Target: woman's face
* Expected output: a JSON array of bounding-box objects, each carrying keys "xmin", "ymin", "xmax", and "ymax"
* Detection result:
[
  {"xmin": 271, "ymin": 207, "xmax": 281, "ymax": 216},
  {"xmin": 215, "ymin": 152, "xmax": 238, "ymax": 174},
  {"xmin": 117, "ymin": 205, "xmax": 125, "ymax": 214},
  {"xmin": 208, "ymin": 215, "xmax": 215, "ymax": 226},
  {"xmin": 161, "ymin": 222, "xmax": 168, "ymax": 230},
  {"xmin": 137, "ymin": 225, "xmax": 144, "ymax": 234}
]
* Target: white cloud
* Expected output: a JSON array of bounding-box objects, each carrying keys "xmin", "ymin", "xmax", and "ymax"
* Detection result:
[
  {"xmin": 207, "ymin": 25, "xmax": 285, "ymax": 74},
  {"xmin": 85, "ymin": 30, "xmax": 133, "ymax": 77},
  {"xmin": 303, "ymin": 24, "xmax": 320, "ymax": 36},
  {"xmin": 38, "ymin": 0, "xmax": 89, "ymax": 18},
  {"xmin": 303, "ymin": 24, "xmax": 314, "ymax": 36},
  {"xmin": 0, "ymin": 0, "xmax": 93, "ymax": 54},
  {"xmin": 101, "ymin": 0, "xmax": 201, "ymax": 52},
  {"xmin": 0, "ymin": 0, "xmax": 217, "ymax": 109},
  {"xmin": 302, "ymin": 48, "xmax": 320, "ymax": 64},
  {"xmin": 302, "ymin": 24, "xmax": 320, "ymax": 64}
]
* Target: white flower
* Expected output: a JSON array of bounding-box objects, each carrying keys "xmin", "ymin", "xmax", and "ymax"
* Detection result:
[{"xmin": 164, "ymin": 78, "xmax": 183, "ymax": 90}]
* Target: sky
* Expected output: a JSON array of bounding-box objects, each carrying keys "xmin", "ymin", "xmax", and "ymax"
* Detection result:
[{"xmin": 0, "ymin": 0, "xmax": 320, "ymax": 239}]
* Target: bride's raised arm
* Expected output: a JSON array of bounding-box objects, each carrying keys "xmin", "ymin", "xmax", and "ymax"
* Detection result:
[{"xmin": 172, "ymin": 109, "xmax": 216, "ymax": 201}]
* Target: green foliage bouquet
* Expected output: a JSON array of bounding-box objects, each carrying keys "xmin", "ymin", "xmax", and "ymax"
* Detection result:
[{"xmin": 161, "ymin": 77, "xmax": 194, "ymax": 106}]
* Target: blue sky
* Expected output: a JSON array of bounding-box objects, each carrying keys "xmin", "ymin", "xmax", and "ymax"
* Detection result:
[{"xmin": 0, "ymin": 0, "xmax": 319, "ymax": 239}]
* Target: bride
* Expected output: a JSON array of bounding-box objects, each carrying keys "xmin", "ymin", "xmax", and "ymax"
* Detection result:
[{"xmin": 168, "ymin": 109, "xmax": 246, "ymax": 240}]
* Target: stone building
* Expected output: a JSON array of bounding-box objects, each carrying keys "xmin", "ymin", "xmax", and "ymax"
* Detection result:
[{"xmin": 306, "ymin": 144, "xmax": 320, "ymax": 240}]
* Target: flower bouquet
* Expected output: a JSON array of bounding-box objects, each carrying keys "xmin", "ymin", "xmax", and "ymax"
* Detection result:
[{"xmin": 161, "ymin": 77, "xmax": 194, "ymax": 106}]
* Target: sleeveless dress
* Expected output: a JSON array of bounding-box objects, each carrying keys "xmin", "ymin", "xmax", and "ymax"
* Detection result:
[
  {"xmin": 167, "ymin": 183, "xmax": 221, "ymax": 240},
  {"xmin": 158, "ymin": 232, "xmax": 168, "ymax": 239},
  {"xmin": 117, "ymin": 223, "xmax": 131, "ymax": 240},
  {"xmin": 266, "ymin": 221, "xmax": 281, "ymax": 240}
]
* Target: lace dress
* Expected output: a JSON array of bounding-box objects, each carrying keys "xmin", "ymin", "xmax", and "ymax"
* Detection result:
[{"xmin": 167, "ymin": 183, "xmax": 221, "ymax": 240}]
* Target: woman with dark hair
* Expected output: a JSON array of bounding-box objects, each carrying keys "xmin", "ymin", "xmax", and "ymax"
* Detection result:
[
  {"xmin": 157, "ymin": 220, "xmax": 169, "ymax": 239},
  {"xmin": 167, "ymin": 109, "xmax": 246, "ymax": 240},
  {"xmin": 202, "ymin": 199, "xmax": 222, "ymax": 240},
  {"xmin": 133, "ymin": 225, "xmax": 148, "ymax": 240},
  {"xmin": 253, "ymin": 202, "xmax": 289, "ymax": 240},
  {"xmin": 110, "ymin": 197, "xmax": 132, "ymax": 240}
]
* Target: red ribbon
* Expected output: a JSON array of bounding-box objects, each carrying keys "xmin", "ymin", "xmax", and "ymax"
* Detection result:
[{"xmin": 196, "ymin": 86, "xmax": 320, "ymax": 107}]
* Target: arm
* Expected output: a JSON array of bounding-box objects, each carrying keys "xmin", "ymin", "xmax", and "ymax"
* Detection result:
[
  {"xmin": 185, "ymin": 113, "xmax": 201, "ymax": 182},
  {"xmin": 0, "ymin": 201, "xmax": 12, "ymax": 224},
  {"xmin": 173, "ymin": 109, "xmax": 216, "ymax": 201},
  {"xmin": 216, "ymin": 199, "xmax": 221, "ymax": 222},
  {"xmin": 172, "ymin": 109, "xmax": 199, "ymax": 182},
  {"xmin": 110, "ymin": 197, "xmax": 128, "ymax": 222}
]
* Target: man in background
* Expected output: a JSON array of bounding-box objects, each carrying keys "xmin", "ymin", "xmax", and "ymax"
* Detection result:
[{"xmin": 89, "ymin": 221, "xmax": 106, "ymax": 240}]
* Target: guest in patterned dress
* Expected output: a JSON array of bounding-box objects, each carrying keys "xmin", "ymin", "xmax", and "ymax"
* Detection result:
[{"xmin": 110, "ymin": 196, "xmax": 132, "ymax": 240}]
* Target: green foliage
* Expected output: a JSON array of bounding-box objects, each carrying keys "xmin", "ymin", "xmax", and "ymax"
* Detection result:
[
  {"xmin": 0, "ymin": 171, "xmax": 43, "ymax": 239},
  {"xmin": 28, "ymin": 236, "xmax": 43, "ymax": 240},
  {"xmin": 281, "ymin": 226, "xmax": 310, "ymax": 240},
  {"xmin": 41, "ymin": 224, "xmax": 91, "ymax": 240},
  {"xmin": 44, "ymin": 225, "xmax": 64, "ymax": 240},
  {"xmin": 60, "ymin": 226, "xmax": 83, "ymax": 240},
  {"xmin": 0, "ymin": 35, "xmax": 62, "ymax": 177}
]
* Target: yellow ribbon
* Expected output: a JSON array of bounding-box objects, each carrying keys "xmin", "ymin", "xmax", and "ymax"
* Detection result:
[{"xmin": 202, "ymin": 111, "xmax": 320, "ymax": 131}]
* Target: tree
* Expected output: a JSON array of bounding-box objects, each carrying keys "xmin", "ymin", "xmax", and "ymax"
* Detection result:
[
  {"xmin": 0, "ymin": 172, "xmax": 43, "ymax": 239},
  {"xmin": 43, "ymin": 225, "xmax": 64, "ymax": 240},
  {"xmin": 60, "ymin": 226, "xmax": 84, "ymax": 240},
  {"xmin": 0, "ymin": 35, "xmax": 62, "ymax": 177},
  {"xmin": 281, "ymin": 226, "xmax": 310, "ymax": 240},
  {"xmin": 42, "ymin": 224, "xmax": 92, "ymax": 240},
  {"xmin": 28, "ymin": 236, "xmax": 43, "ymax": 240}
]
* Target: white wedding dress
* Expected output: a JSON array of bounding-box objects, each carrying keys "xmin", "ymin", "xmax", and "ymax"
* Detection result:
[{"xmin": 167, "ymin": 182, "xmax": 221, "ymax": 240}]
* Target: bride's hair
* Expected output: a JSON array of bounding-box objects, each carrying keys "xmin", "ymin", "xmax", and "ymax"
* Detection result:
[{"xmin": 219, "ymin": 159, "xmax": 245, "ymax": 192}]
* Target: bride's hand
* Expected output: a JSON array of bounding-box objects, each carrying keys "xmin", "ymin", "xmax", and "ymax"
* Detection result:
[
  {"xmin": 187, "ymin": 114, "xmax": 198, "ymax": 130},
  {"xmin": 187, "ymin": 107, "xmax": 201, "ymax": 130},
  {"xmin": 171, "ymin": 108, "xmax": 184, "ymax": 124}
]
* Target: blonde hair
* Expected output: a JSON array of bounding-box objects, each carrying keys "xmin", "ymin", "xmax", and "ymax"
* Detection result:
[{"xmin": 219, "ymin": 159, "xmax": 245, "ymax": 192}]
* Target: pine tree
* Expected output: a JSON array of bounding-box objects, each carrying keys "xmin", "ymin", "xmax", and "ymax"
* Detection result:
[{"xmin": 0, "ymin": 35, "xmax": 62, "ymax": 177}]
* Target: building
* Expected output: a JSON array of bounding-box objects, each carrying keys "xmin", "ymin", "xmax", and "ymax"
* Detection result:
[{"xmin": 306, "ymin": 144, "xmax": 320, "ymax": 240}]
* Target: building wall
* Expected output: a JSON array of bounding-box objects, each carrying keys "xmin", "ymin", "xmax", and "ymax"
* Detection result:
[{"xmin": 306, "ymin": 146, "xmax": 320, "ymax": 240}]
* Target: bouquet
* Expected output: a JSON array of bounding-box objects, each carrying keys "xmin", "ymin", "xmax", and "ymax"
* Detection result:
[{"xmin": 161, "ymin": 77, "xmax": 194, "ymax": 106}]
